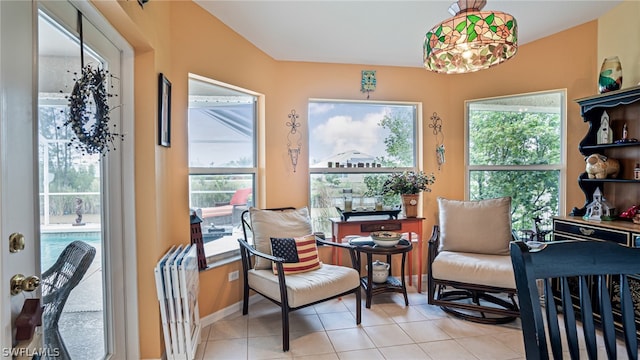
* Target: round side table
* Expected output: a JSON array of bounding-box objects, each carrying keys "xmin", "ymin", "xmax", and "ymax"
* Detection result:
[{"xmin": 348, "ymin": 236, "xmax": 413, "ymax": 308}]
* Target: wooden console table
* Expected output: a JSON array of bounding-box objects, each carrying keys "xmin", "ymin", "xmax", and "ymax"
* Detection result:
[{"xmin": 329, "ymin": 217, "xmax": 424, "ymax": 293}]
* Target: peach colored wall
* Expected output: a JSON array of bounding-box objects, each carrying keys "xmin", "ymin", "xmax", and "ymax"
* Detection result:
[
  {"xmin": 598, "ymin": 1, "xmax": 640, "ymax": 89},
  {"xmin": 95, "ymin": 0, "xmax": 598, "ymax": 357}
]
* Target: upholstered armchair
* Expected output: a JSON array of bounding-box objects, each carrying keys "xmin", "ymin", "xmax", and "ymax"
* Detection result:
[
  {"xmin": 237, "ymin": 207, "xmax": 362, "ymax": 351},
  {"xmin": 427, "ymin": 197, "xmax": 519, "ymax": 324}
]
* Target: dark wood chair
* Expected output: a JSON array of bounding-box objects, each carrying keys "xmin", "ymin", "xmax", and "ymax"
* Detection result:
[
  {"xmin": 237, "ymin": 207, "xmax": 361, "ymax": 351},
  {"xmin": 427, "ymin": 197, "xmax": 520, "ymax": 324},
  {"xmin": 510, "ymin": 240, "xmax": 640, "ymax": 360}
]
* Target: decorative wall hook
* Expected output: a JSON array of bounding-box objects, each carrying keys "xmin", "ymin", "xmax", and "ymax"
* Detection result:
[
  {"xmin": 361, "ymin": 70, "xmax": 376, "ymax": 99},
  {"xmin": 429, "ymin": 112, "xmax": 445, "ymax": 170},
  {"xmin": 286, "ymin": 109, "xmax": 302, "ymax": 172}
]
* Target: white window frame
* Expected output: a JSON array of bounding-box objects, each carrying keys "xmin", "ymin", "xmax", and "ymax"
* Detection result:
[
  {"xmin": 308, "ymin": 99, "xmax": 424, "ymax": 233},
  {"xmin": 187, "ymin": 74, "xmax": 260, "ymax": 267},
  {"xmin": 464, "ymin": 89, "xmax": 567, "ymax": 225}
]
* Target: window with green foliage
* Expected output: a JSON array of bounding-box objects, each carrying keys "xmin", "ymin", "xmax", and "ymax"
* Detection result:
[
  {"xmin": 466, "ymin": 90, "xmax": 565, "ymax": 239},
  {"xmin": 308, "ymin": 100, "xmax": 419, "ymax": 235}
]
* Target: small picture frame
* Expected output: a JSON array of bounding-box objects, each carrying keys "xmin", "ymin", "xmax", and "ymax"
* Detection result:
[{"xmin": 158, "ymin": 73, "xmax": 171, "ymax": 147}]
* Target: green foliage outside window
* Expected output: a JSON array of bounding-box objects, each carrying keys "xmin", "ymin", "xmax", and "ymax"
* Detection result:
[{"xmin": 468, "ymin": 96, "xmax": 562, "ymax": 236}]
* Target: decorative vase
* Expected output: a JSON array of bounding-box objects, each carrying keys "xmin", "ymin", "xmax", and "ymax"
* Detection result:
[
  {"xmin": 598, "ymin": 56, "xmax": 622, "ymax": 94},
  {"xmin": 401, "ymin": 194, "xmax": 419, "ymax": 218}
]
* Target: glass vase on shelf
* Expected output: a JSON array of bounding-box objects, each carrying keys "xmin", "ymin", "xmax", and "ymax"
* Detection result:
[{"xmin": 598, "ymin": 56, "xmax": 622, "ymax": 94}]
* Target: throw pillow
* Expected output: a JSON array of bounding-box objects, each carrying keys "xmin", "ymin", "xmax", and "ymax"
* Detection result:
[
  {"xmin": 250, "ymin": 207, "xmax": 314, "ymax": 269},
  {"xmin": 438, "ymin": 197, "xmax": 512, "ymax": 255},
  {"xmin": 270, "ymin": 234, "xmax": 322, "ymax": 274}
]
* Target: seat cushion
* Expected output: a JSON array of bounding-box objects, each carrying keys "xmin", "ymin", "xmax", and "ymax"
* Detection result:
[
  {"xmin": 438, "ymin": 197, "xmax": 512, "ymax": 255},
  {"xmin": 250, "ymin": 207, "xmax": 314, "ymax": 269},
  {"xmin": 200, "ymin": 205, "xmax": 233, "ymax": 219},
  {"xmin": 270, "ymin": 234, "xmax": 322, "ymax": 274},
  {"xmin": 247, "ymin": 264, "xmax": 360, "ymax": 308},
  {"xmin": 431, "ymin": 250, "xmax": 516, "ymax": 289}
]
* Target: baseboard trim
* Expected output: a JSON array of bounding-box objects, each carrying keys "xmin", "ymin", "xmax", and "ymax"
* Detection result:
[{"xmin": 199, "ymin": 293, "xmax": 264, "ymax": 328}]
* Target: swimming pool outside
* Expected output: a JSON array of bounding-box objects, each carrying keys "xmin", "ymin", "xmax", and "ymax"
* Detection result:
[{"xmin": 41, "ymin": 225, "xmax": 104, "ymax": 359}]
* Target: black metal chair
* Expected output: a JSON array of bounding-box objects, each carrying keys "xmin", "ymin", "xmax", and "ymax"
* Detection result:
[
  {"xmin": 237, "ymin": 207, "xmax": 361, "ymax": 351},
  {"xmin": 41, "ymin": 240, "xmax": 96, "ymax": 359},
  {"xmin": 510, "ymin": 240, "xmax": 640, "ymax": 360}
]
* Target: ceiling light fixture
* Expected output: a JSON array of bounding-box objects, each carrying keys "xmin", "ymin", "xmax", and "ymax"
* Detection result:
[{"xmin": 423, "ymin": 0, "xmax": 517, "ymax": 74}]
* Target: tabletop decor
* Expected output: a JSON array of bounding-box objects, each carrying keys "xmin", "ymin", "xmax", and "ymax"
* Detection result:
[
  {"xmin": 62, "ymin": 64, "xmax": 123, "ymax": 156},
  {"xmin": 382, "ymin": 171, "xmax": 436, "ymax": 217}
]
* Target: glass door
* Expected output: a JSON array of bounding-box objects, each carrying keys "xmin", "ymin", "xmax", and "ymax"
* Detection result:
[{"xmin": 37, "ymin": 3, "xmax": 121, "ymax": 358}]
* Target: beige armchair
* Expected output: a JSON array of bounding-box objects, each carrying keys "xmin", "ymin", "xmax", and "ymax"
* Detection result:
[
  {"xmin": 237, "ymin": 207, "xmax": 361, "ymax": 351},
  {"xmin": 427, "ymin": 197, "xmax": 519, "ymax": 324}
]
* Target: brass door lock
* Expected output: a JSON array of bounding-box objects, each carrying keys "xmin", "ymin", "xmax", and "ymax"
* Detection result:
[
  {"xmin": 9, "ymin": 233, "xmax": 25, "ymax": 253},
  {"xmin": 10, "ymin": 274, "xmax": 40, "ymax": 295}
]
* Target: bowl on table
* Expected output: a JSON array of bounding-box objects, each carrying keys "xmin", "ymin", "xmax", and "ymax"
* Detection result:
[{"xmin": 370, "ymin": 231, "xmax": 402, "ymax": 247}]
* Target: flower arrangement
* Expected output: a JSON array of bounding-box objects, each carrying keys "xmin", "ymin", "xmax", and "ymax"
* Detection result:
[{"xmin": 382, "ymin": 171, "xmax": 436, "ymax": 195}]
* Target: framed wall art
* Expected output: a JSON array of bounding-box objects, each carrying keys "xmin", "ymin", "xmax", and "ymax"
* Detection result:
[{"xmin": 158, "ymin": 73, "xmax": 172, "ymax": 147}]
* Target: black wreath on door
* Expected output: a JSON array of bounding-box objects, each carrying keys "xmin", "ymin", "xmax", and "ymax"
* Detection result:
[{"xmin": 62, "ymin": 65, "xmax": 123, "ymax": 156}]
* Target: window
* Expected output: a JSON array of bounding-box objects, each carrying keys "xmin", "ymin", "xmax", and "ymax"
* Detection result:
[
  {"xmin": 188, "ymin": 74, "xmax": 257, "ymax": 265},
  {"xmin": 466, "ymin": 90, "xmax": 565, "ymax": 237},
  {"xmin": 308, "ymin": 100, "xmax": 420, "ymax": 234}
]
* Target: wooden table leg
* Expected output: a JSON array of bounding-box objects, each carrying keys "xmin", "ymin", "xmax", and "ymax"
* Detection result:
[
  {"xmin": 401, "ymin": 252, "xmax": 409, "ymax": 305},
  {"xmin": 365, "ymin": 252, "xmax": 373, "ymax": 308}
]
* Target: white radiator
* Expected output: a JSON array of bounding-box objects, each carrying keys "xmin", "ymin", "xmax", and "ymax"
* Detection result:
[{"xmin": 155, "ymin": 244, "xmax": 201, "ymax": 360}]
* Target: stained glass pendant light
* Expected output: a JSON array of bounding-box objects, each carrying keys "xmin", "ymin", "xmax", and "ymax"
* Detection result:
[{"xmin": 423, "ymin": 0, "xmax": 517, "ymax": 74}]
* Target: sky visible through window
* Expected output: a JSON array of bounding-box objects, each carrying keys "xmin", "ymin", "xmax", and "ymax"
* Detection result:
[{"xmin": 309, "ymin": 102, "xmax": 411, "ymax": 166}]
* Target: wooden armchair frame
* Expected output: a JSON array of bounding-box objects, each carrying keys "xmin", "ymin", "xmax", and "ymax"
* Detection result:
[
  {"xmin": 427, "ymin": 225, "xmax": 520, "ymax": 324},
  {"xmin": 237, "ymin": 208, "xmax": 362, "ymax": 351}
]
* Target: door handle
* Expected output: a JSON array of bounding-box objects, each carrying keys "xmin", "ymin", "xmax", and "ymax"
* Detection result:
[{"xmin": 10, "ymin": 274, "xmax": 40, "ymax": 295}]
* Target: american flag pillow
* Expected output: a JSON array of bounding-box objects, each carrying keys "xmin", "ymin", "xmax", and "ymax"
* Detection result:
[{"xmin": 270, "ymin": 234, "xmax": 322, "ymax": 274}]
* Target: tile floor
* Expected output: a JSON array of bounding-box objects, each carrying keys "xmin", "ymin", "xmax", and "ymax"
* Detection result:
[
  {"xmin": 194, "ymin": 286, "xmax": 629, "ymax": 360},
  {"xmin": 195, "ymin": 286, "xmax": 525, "ymax": 360}
]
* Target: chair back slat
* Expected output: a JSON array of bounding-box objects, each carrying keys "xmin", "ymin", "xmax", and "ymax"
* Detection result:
[
  {"xmin": 511, "ymin": 240, "xmax": 640, "ymax": 360},
  {"xmin": 620, "ymin": 275, "xmax": 639, "ymax": 358},
  {"xmin": 577, "ymin": 276, "xmax": 597, "ymax": 360},
  {"xmin": 559, "ymin": 277, "xmax": 580, "ymax": 359},
  {"xmin": 598, "ymin": 276, "xmax": 617, "ymax": 358},
  {"xmin": 543, "ymin": 279, "xmax": 559, "ymax": 360}
]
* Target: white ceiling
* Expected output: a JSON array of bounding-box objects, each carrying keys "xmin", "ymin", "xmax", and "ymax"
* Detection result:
[{"xmin": 195, "ymin": 0, "xmax": 622, "ymax": 68}]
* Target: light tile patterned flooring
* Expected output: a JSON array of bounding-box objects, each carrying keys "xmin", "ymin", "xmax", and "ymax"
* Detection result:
[
  {"xmin": 195, "ymin": 284, "xmax": 635, "ymax": 359},
  {"xmin": 194, "ymin": 286, "xmax": 529, "ymax": 360}
]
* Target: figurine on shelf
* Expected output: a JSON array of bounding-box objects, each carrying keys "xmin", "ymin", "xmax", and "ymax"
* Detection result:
[
  {"xmin": 585, "ymin": 153, "xmax": 620, "ymax": 179},
  {"xmin": 620, "ymin": 204, "xmax": 640, "ymax": 220},
  {"xmin": 597, "ymin": 111, "xmax": 613, "ymax": 144},
  {"xmin": 584, "ymin": 188, "xmax": 616, "ymax": 221},
  {"xmin": 614, "ymin": 122, "xmax": 638, "ymax": 144}
]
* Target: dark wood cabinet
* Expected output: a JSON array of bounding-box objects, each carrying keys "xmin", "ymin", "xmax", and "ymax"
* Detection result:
[
  {"xmin": 553, "ymin": 216, "xmax": 640, "ymax": 339},
  {"xmin": 556, "ymin": 86, "xmax": 640, "ymax": 340},
  {"xmin": 571, "ymin": 85, "xmax": 640, "ymax": 216}
]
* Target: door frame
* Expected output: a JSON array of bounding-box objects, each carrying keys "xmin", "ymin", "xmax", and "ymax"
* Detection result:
[
  {"xmin": 0, "ymin": 0, "xmax": 138, "ymax": 357},
  {"xmin": 69, "ymin": 1, "xmax": 139, "ymax": 358}
]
